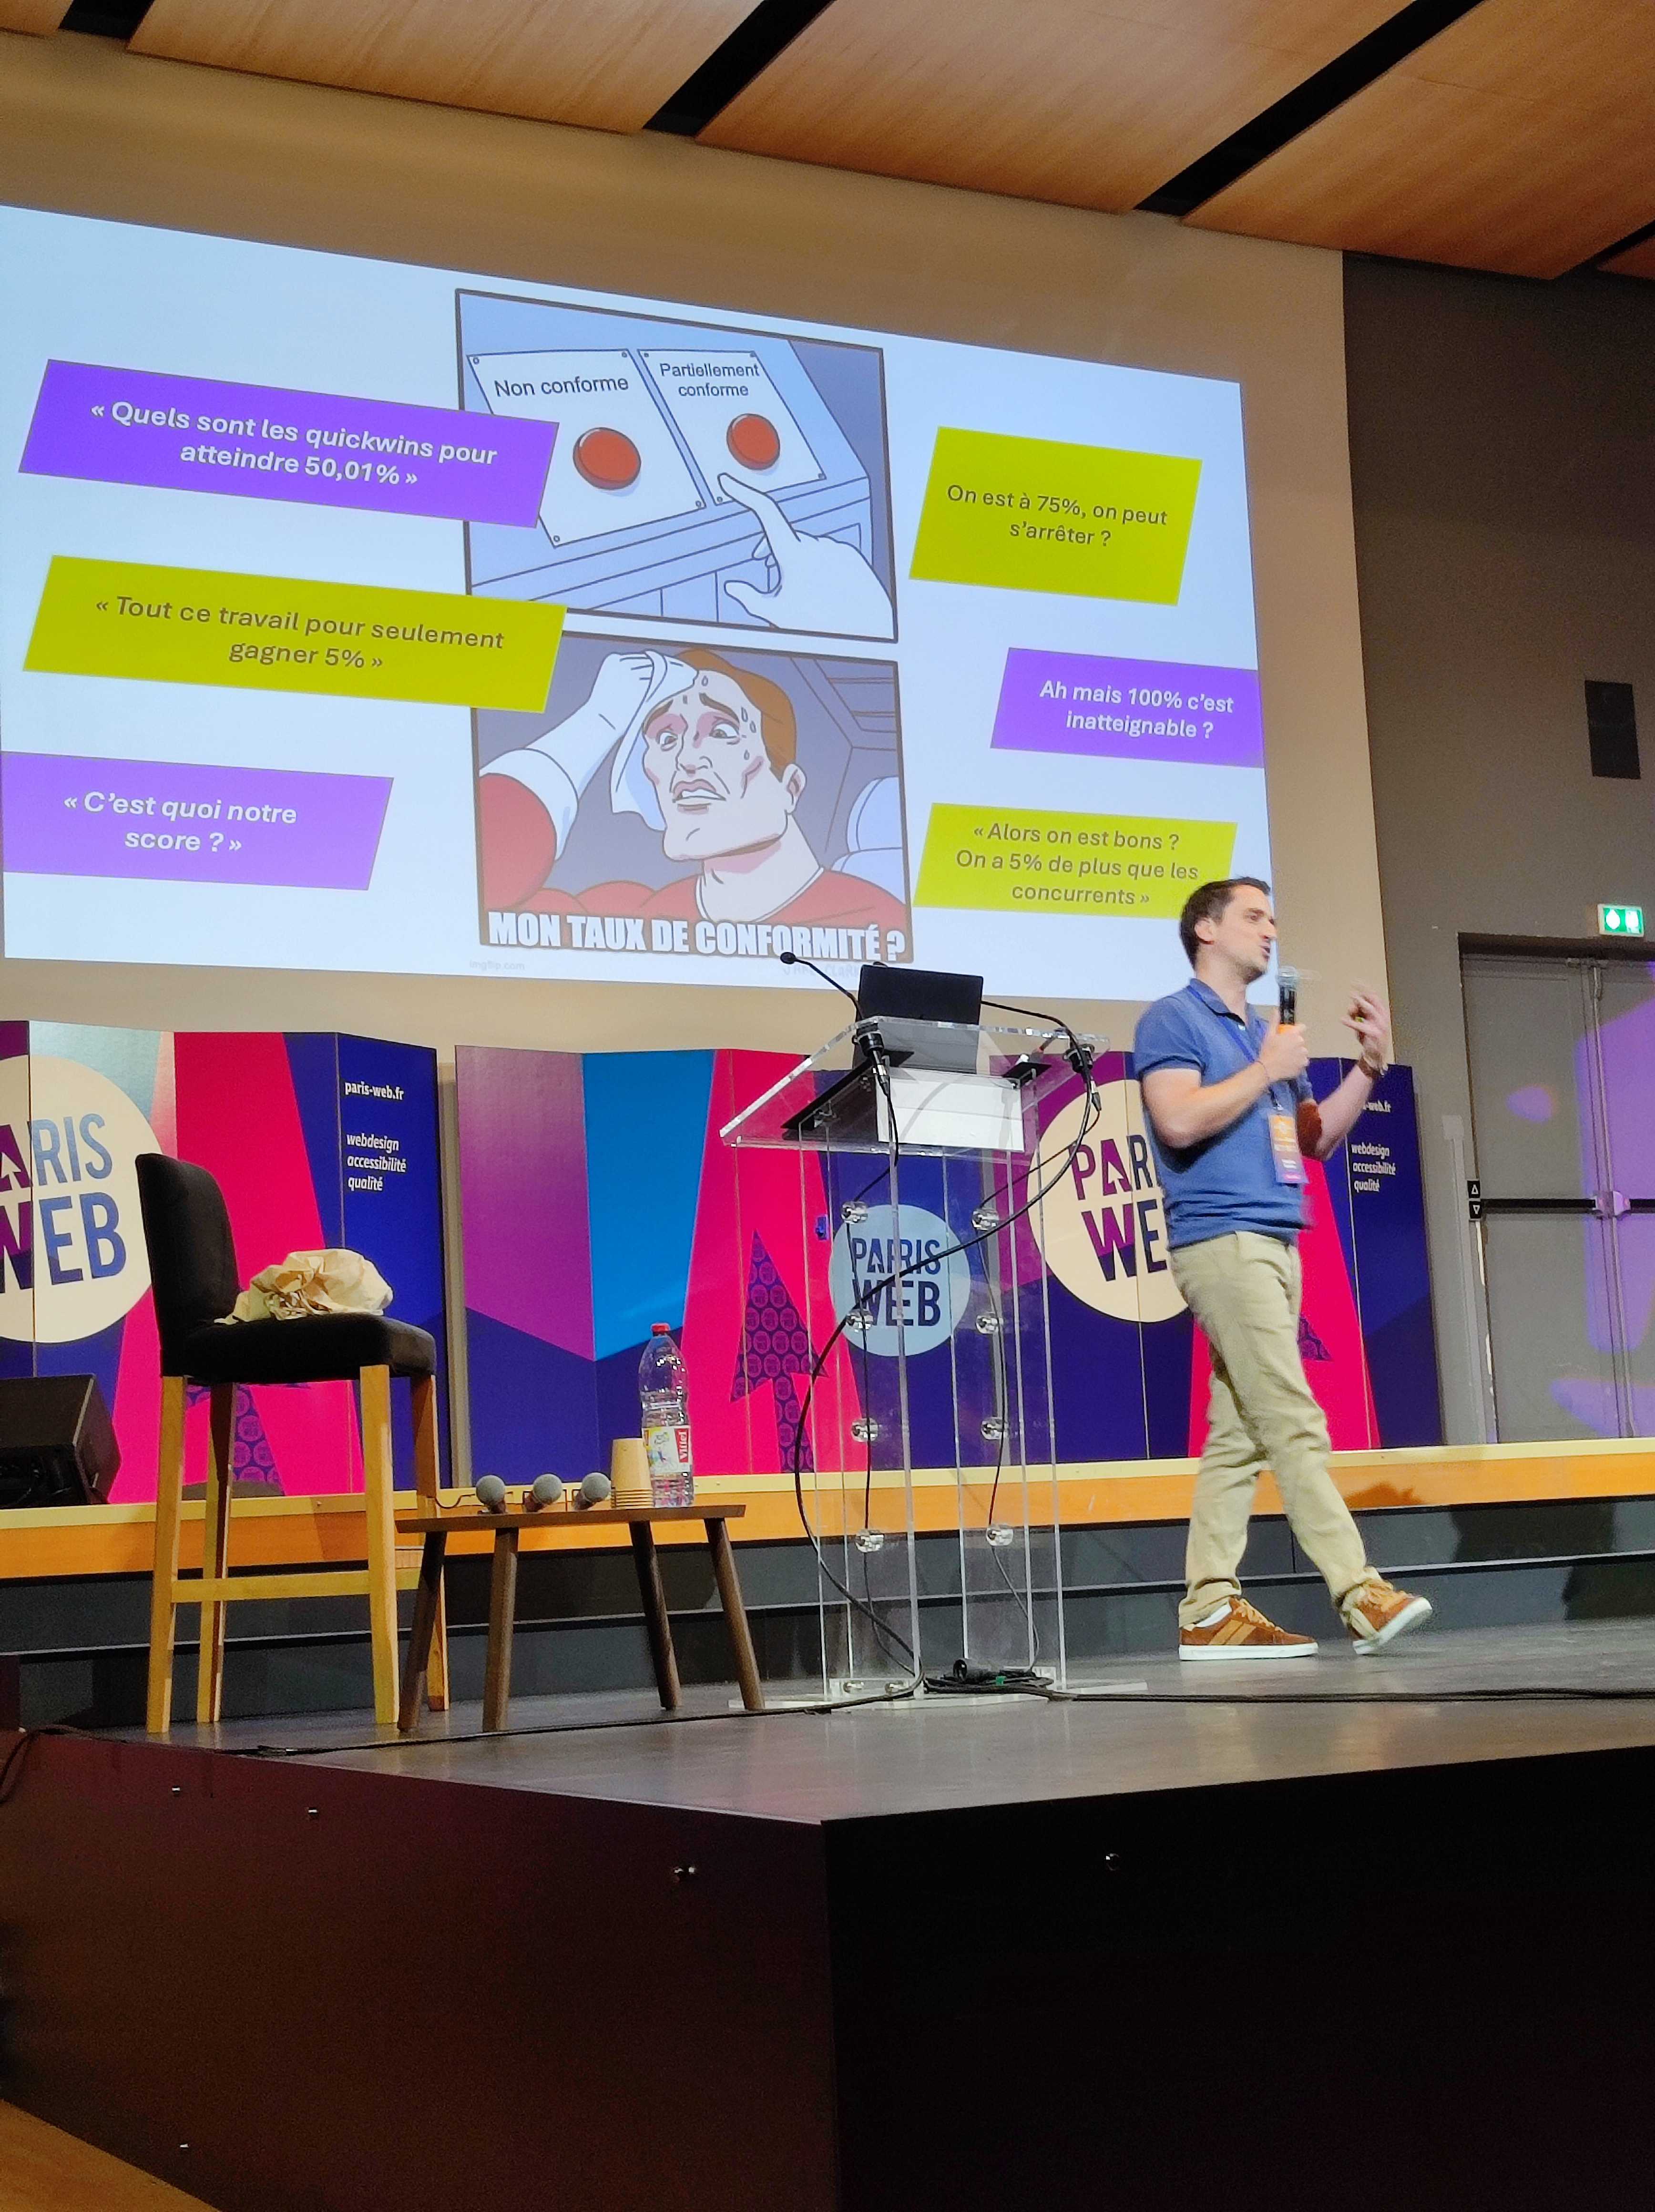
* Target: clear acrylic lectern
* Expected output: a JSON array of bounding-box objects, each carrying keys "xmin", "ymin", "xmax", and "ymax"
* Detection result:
[{"xmin": 722, "ymin": 1016, "xmax": 1094, "ymax": 1702}]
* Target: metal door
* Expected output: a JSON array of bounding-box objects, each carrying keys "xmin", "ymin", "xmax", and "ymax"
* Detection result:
[{"xmin": 1463, "ymin": 951, "xmax": 1655, "ymax": 1439}]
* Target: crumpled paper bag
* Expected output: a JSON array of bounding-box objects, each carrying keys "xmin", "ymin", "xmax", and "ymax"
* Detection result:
[{"xmin": 225, "ymin": 1249, "xmax": 392, "ymax": 1323}]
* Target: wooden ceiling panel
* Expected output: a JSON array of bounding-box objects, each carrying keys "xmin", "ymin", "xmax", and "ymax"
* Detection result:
[
  {"xmin": 1602, "ymin": 237, "xmax": 1655, "ymax": 281},
  {"xmin": 700, "ymin": 0, "xmax": 1399, "ymax": 215},
  {"xmin": 1190, "ymin": 0, "xmax": 1655, "ymax": 278},
  {"xmin": 0, "ymin": 2, "xmax": 67, "ymax": 31},
  {"xmin": 1106, "ymin": 0, "xmax": 1404, "ymax": 44},
  {"xmin": 131, "ymin": 0, "xmax": 755, "ymax": 134}
]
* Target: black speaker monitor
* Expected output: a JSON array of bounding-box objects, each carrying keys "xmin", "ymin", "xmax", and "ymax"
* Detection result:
[{"xmin": 0, "ymin": 1375, "xmax": 120, "ymax": 1507}]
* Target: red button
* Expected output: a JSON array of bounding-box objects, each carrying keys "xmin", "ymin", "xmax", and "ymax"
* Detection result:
[
  {"xmin": 726, "ymin": 413, "xmax": 781, "ymax": 471},
  {"xmin": 573, "ymin": 427, "xmax": 641, "ymax": 490}
]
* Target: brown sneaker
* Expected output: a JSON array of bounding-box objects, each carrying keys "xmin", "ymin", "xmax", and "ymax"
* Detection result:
[
  {"xmin": 1179, "ymin": 1596, "xmax": 1318, "ymax": 1661},
  {"xmin": 1345, "ymin": 1581, "xmax": 1433, "ymax": 1653}
]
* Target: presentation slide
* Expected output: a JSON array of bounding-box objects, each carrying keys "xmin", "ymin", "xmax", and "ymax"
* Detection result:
[{"xmin": 0, "ymin": 205, "xmax": 1270, "ymax": 998}]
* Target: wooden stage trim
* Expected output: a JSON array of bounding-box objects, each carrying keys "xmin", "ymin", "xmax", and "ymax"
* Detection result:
[
  {"xmin": 0, "ymin": 2099, "xmax": 214, "ymax": 2211},
  {"xmin": 0, "ymin": 1435, "xmax": 1649, "ymax": 1582}
]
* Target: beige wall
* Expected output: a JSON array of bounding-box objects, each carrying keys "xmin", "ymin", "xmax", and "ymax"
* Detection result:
[
  {"xmin": 0, "ymin": 27, "xmax": 1381, "ymax": 1061},
  {"xmin": 1348, "ymin": 256, "xmax": 1655, "ymax": 1442}
]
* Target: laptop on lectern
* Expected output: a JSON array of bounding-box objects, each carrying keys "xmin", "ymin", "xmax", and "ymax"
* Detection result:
[
  {"xmin": 855, "ymin": 963, "xmax": 983, "ymax": 1075},
  {"xmin": 778, "ymin": 965, "xmax": 987, "ymax": 1143}
]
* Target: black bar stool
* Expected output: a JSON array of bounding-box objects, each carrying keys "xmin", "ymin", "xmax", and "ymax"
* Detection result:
[{"xmin": 136, "ymin": 1154, "xmax": 448, "ymax": 1730}]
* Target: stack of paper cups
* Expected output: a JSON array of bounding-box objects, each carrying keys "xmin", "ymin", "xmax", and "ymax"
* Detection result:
[{"xmin": 610, "ymin": 1435, "xmax": 651, "ymax": 1508}]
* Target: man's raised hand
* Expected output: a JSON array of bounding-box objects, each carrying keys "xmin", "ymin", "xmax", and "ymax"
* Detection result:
[
  {"xmin": 1346, "ymin": 987, "xmax": 1392, "ymax": 1072},
  {"xmin": 587, "ymin": 650, "xmax": 690, "ymax": 740}
]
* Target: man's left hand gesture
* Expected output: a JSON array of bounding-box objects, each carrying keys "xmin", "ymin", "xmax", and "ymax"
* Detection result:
[{"xmin": 1348, "ymin": 988, "xmax": 1391, "ymax": 1076}]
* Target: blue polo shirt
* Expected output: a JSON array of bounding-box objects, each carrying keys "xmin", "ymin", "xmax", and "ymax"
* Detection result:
[{"xmin": 1132, "ymin": 979, "xmax": 1304, "ymax": 1249}]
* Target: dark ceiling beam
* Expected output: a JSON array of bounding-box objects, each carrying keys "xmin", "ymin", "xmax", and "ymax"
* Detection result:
[
  {"xmin": 1584, "ymin": 212, "xmax": 1655, "ymax": 274},
  {"xmin": 58, "ymin": 0, "xmax": 154, "ymax": 34},
  {"xmin": 647, "ymin": 0, "xmax": 838, "ymax": 136},
  {"xmin": 1139, "ymin": 0, "xmax": 1490, "ymax": 218}
]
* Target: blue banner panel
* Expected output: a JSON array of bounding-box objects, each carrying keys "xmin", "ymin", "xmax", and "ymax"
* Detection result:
[
  {"xmin": 1345, "ymin": 1063, "xmax": 1443, "ymax": 1446},
  {"xmin": 284, "ymin": 1032, "xmax": 345, "ymax": 1249},
  {"xmin": 470, "ymin": 1314, "xmax": 600, "ymax": 1483},
  {"xmin": 337, "ymin": 1034, "xmax": 449, "ymax": 1485},
  {"xmin": 583, "ymin": 1052, "xmax": 715, "ymax": 1361}
]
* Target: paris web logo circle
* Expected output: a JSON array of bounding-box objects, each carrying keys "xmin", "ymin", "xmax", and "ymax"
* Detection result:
[
  {"xmin": 1031, "ymin": 1080, "xmax": 1185, "ymax": 1324},
  {"xmin": 0, "ymin": 1056, "xmax": 159, "ymax": 1345},
  {"xmin": 827, "ymin": 1201, "xmax": 972, "ymax": 1358}
]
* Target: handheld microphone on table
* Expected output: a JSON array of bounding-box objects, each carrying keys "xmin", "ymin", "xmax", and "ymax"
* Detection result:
[
  {"xmin": 477, "ymin": 1472, "xmax": 568, "ymax": 1512},
  {"xmin": 778, "ymin": 948, "xmax": 858, "ymax": 1006},
  {"xmin": 572, "ymin": 1472, "xmax": 612, "ymax": 1509}
]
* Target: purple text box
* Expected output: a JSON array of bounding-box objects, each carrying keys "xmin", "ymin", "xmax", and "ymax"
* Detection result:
[
  {"xmin": 20, "ymin": 362, "xmax": 556, "ymax": 527},
  {"xmin": 0, "ymin": 752, "xmax": 391, "ymax": 890},
  {"xmin": 991, "ymin": 650, "xmax": 1264, "ymax": 769}
]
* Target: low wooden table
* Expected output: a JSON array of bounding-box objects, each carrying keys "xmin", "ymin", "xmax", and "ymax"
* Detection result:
[{"xmin": 394, "ymin": 1503, "xmax": 764, "ymax": 1732}]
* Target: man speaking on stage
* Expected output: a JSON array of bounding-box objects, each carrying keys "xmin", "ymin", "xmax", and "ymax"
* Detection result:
[{"xmin": 1134, "ymin": 877, "xmax": 1434, "ymax": 1660}]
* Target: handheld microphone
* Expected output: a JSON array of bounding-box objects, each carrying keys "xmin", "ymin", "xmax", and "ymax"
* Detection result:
[
  {"xmin": 778, "ymin": 947, "xmax": 858, "ymax": 1006},
  {"xmin": 523, "ymin": 1472, "xmax": 564, "ymax": 1511},
  {"xmin": 573, "ymin": 1472, "xmax": 612, "ymax": 1509},
  {"xmin": 1273, "ymin": 965, "xmax": 1315, "ymax": 1111},
  {"xmin": 473, "ymin": 1474, "xmax": 507, "ymax": 1513}
]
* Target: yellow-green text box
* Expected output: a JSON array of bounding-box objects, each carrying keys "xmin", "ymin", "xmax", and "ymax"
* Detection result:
[
  {"xmin": 910, "ymin": 429, "xmax": 1201, "ymax": 605},
  {"xmin": 915, "ymin": 804, "xmax": 1235, "ymax": 917},
  {"xmin": 25, "ymin": 557, "xmax": 562, "ymax": 711}
]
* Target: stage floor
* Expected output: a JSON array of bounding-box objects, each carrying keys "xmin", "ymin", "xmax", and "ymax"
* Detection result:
[{"xmin": 125, "ymin": 1615, "xmax": 1655, "ymax": 1823}]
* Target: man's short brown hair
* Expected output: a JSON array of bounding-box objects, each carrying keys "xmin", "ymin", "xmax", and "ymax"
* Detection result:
[
  {"xmin": 657, "ymin": 647, "xmax": 797, "ymax": 772},
  {"xmin": 1178, "ymin": 877, "xmax": 1272, "ymax": 964}
]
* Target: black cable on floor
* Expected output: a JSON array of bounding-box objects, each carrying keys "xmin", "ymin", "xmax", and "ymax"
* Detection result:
[
  {"xmin": 253, "ymin": 1682, "xmax": 920, "ymax": 1757},
  {"xmin": 1049, "ymin": 1685, "xmax": 1655, "ymax": 1705},
  {"xmin": 0, "ymin": 1725, "xmax": 85, "ymax": 1806},
  {"xmin": 254, "ymin": 1671, "xmax": 1655, "ymax": 1754}
]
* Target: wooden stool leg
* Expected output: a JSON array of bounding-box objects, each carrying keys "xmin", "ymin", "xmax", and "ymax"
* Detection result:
[
  {"xmin": 360, "ymin": 1364, "xmax": 399, "ymax": 1728},
  {"xmin": 195, "ymin": 1383, "xmax": 235, "ymax": 1725},
  {"xmin": 629, "ymin": 1521, "xmax": 682, "ymax": 1711},
  {"xmin": 398, "ymin": 1530, "xmax": 448, "ymax": 1732},
  {"xmin": 146, "ymin": 1375, "xmax": 188, "ymax": 1734},
  {"xmin": 706, "ymin": 1516, "xmax": 765, "ymax": 1713},
  {"xmin": 429, "ymin": 1579, "xmax": 451, "ymax": 1715},
  {"xmin": 482, "ymin": 1529, "xmax": 520, "ymax": 1732},
  {"xmin": 409, "ymin": 1374, "xmax": 449, "ymax": 1712}
]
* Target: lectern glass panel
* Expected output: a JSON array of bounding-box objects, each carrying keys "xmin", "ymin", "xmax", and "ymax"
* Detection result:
[{"xmin": 723, "ymin": 1020, "xmax": 1093, "ymax": 1700}]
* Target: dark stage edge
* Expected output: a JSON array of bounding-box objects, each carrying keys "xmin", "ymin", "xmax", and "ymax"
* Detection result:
[{"xmin": 5, "ymin": 1621, "xmax": 1655, "ymax": 2212}]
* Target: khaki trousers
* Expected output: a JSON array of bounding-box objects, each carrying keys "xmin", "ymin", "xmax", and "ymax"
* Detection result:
[{"xmin": 1170, "ymin": 1231, "xmax": 1379, "ymax": 1630}]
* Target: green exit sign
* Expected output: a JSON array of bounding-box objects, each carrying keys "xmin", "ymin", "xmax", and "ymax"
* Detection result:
[{"xmin": 1599, "ymin": 903, "xmax": 1645, "ymax": 937}]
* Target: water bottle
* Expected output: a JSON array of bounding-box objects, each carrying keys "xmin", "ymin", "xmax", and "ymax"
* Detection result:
[{"xmin": 640, "ymin": 1323, "xmax": 694, "ymax": 1506}]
